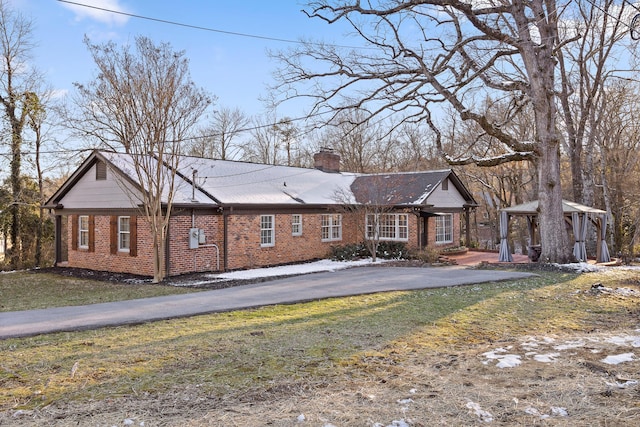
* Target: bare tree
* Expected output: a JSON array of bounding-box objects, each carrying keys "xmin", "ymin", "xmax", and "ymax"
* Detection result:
[
  {"xmin": 189, "ymin": 106, "xmax": 248, "ymax": 160},
  {"xmin": 272, "ymin": 117, "xmax": 298, "ymax": 166},
  {"xmin": 24, "ymin": 91, "xmax": 46, "ymax": 266},
  {"xmin": 556, "ymin": 0, "xmax": 632, "ymax": 207},
  {"xmin": 594, "ymin": 81, "xmax": 640, "ymax": 256},
  {"xmin": 73, "ymin": 36, "xmax": 212, "ymax": 282},
  {"xmin": 0, "ymin": 0, "xmax": 42, "ymax": 268},
  {"xmin": 315, "ymin": 110, "xmax": 385, "ymax": 173},
  {"xmin": 272, "ymin": 0, "xmax": 635, "ymax": 263},
  {"xmin": 393, "ymin": 123, "xmax": 444, "ymax": 172},
  {"xmin": 243, "ymin": 114, "xmax": 282, "ymax": 164},
  {"xmin": 334, "ymin": 175, "xmax": 399, "ymax": 262}
]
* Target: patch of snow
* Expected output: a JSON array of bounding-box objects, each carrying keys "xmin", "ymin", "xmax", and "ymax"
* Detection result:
[
  {"xmin": 466, "ymin": 401, "xmax": 494, "ymax": 423},
  {"xmin": 525, "ymin": 407, "xmax": 547, "ymax": 418},
  {"xmin": 297, "ymin": 413, "xmax": 306, "ymax": 422},
  {"xmin": 605, "ymin": 334, "xmax": 640, "ymax": 347},
  {"xmin": 482, "ymin": 349, "xmax": 522, "ymax": 368},
  {"xmin": 397, "ymin": 398, "xmax": 414, "ymax": 405},
  {"xmin": 551, "ymin": 407, "xmax": 569, "ymax": 417},
  {"xmin": 553, "ymin": 339, "xmax": 585, "ymax": 351},
  {"xmin": 525, "ymin": 406, "xmax": 568, "ymax": 419},
  {"xmin": 601, "ymin": 353, "xmax": 635, "ymax": 365},
  {"xmin": 552, "ymin": 262, "xmax": 606, "ymax": 273},
  {"xmin": 207, "ymin": 258, "xmax": 388, "ymax": 281},
  {"xmin": 533, "ymin": 352, "xmax": 560, "ymax": 363},
  {"xmin": 373, "ymin": 421, "xmax": 410, "ymax": 427},
  {"xmin": 605, "ymin": 379, "xmax": 638, "ymax": 388}
]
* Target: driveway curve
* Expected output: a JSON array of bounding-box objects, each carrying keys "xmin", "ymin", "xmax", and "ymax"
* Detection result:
[{"xmin": 0, "ymin": 266, "xmax": 535, "ymax": 339}]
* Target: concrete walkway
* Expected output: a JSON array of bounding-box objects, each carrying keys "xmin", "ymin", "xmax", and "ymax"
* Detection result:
[{"xmin": 0, "ymin": 266, "xmax": 535, "ymax": 339}]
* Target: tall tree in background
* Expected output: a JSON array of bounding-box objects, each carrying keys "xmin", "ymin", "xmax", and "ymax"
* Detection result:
[
  {"xmin": 272, "ymin": 117, "xmax": 298, "ymax": 166},
  {"xmin": 595, "ymin": 81, "xmax": 640, "ymax": 256},
  {"xmin": 73, "ymin": 36, "xmax": 211, "ymax": 282},
  {"xmin": 25, "ymin": 91, "xmax": 46, "ymax": 266},
  {"xmin": 0, "ymin": 0, "xmax": 40, "ymax": 268},
  {"xmin": 189, "ymin": 106, "xmax": 248, "ymax": 160},
  {"xmin": 244, "ymin": 114, "xmax": 283, "ymax": 165},
  {"xmin": 556, "ymin": 0, "xmax": 630, "ymax": 207},
  {"xmin": 273, "ymin": 0, "xmax": 635, "ymax": 263}
]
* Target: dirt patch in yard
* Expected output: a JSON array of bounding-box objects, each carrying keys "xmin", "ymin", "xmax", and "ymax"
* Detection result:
[{"xmin": 5, "ymin": 327, "xmax": 639, "ymax": 426}]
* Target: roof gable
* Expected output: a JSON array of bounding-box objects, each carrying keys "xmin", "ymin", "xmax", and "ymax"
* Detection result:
[{"xmin": 350, "ymin": 170, "xmax": 476, "ymax": 207}]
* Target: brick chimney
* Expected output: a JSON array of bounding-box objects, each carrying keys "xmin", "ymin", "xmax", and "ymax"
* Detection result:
[{"xmin": 314, "ymin": 147, "xmax": 340, "ymax": 173}]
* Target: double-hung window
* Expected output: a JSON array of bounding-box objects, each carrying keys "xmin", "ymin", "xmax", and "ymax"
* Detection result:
[
  {"xmin": 291, "ymin": 214, "xmax": 302, "ymax": 236},
  {"xmin": 118, "ymin": 216, "xmax": 131, "ymax": 252},
  {"xmin": 435, "ymin": 214, "xmax": 453, "ymax": 244},
  {"xmin": 321, "ymin": 214, "xmax": 342, "ymax": 241},
  {"xmin": 366, "ymin": 213, "xmax": 408, "ymax": 241},
  {"xmin": 260, "ymin": 215, "xmax": 275, "ymax": 247},
  {"xmin": 78, "ymin": 215, "xmax": 89, "ymax": 249}
]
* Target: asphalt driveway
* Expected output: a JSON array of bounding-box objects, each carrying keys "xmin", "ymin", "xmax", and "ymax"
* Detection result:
[{"xmin": 0, "ymin": 266, "xmax": 535, "ymax": 339}]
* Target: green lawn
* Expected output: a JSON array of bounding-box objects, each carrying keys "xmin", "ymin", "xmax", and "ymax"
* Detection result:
[{"xmin": 0, "ymin": 271, "xmax": 201, "ymax": 312}]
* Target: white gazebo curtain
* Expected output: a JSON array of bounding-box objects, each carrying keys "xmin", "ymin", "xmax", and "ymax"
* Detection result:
[
  {"xmin": 597, "ymin": 214, "xmax": 611, "ymax": 263},
  {"xmin": 498, "ymin": 211, "xmax": 513, "ymax": 262},
  {"xmin": 572, "ymin": 212, "xmax": 588, "ymax": 262}
]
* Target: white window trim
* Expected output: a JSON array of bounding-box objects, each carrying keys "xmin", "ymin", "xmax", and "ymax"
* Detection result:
[
  {"xmin": 435, "ymin": 213, "xmax": 453, "ymax": 244},
  {"xmin": 321, "ymin": 214, "xmax": 342, "ymax": 242},
  {"xmin": 291, "ymin": 214, "xmax": 302, "ymax": 236},
  {"xmin": 79, "ymin": 215, "xmax": 89, "ymax": 249},
  {"xmin": 118, "ymin": 216, "xmax": 131, "ymax": 252},
  {"xmin": 366, "ymin": 213, "xmax": 409, "ymax": 242},
  {"xmin": 260, "ymin": 214, "xmax": 275, "ymax": 247}
]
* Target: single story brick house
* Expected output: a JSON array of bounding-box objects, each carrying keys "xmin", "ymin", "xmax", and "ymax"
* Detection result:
[{"xmin": 45, "ymin": 149, "xmax": 477, "ymax": 277}]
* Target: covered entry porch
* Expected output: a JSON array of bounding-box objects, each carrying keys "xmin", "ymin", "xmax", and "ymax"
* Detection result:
[{"xmin": 498, "ymin": 200, "xmax": 611, "ymax": 263}]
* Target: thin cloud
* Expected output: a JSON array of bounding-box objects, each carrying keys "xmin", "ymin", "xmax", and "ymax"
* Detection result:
[{"xmin": 61, "ymin": 0, "xmax": 130, "ymax": 26}]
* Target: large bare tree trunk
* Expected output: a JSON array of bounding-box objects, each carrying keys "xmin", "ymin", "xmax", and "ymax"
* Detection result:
[{"xmin": 537, "ymin": 140, "xmax": 570, "ymax": 262}]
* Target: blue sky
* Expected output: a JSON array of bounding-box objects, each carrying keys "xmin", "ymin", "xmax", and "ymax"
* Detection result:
[{"xmin": 12, "ymin": 0, "xmax": 354, "ymax": 118}]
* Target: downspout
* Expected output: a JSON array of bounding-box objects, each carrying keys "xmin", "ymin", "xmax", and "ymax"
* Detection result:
[
  {"xmin": 223, "ymin": 207, "xmax": 228, "ymax": 271},
  {"xmin": 165, "ymin": 214, "xmax": 171, "ymax": 279},
  {"xmin": 465, "ymin": 207, "xmax": 471, "ymax": 247},
  {"xmin": 54, "ymin": 213, "xmax": 62, "ymax": 266}
]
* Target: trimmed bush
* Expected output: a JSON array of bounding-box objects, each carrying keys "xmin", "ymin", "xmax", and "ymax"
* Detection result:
[
  {"xmin": 330, "ymin": 243, "xmax": 368, "ymax": 261},
  {"xmin": 330, "ymin": 241, "xmax": 409, "ymax": 261}
]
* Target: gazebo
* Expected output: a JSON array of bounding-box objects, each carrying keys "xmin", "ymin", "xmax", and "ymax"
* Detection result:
[{"xmin": 498, "ymin": 200, "xmax": 610, "ymax": 263}]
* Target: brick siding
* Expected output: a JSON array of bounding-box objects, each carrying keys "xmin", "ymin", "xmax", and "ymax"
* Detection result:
[{"xmin": 66, "ymin": 210, "xmax": 462, "ymax": 277}]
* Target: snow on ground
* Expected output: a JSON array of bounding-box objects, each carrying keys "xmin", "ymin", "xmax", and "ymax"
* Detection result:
[
  {"xmin": 206, "ymin": 258, "xmax": 388, "ymax": 280},
  {"xmin": 481, "ymin": 330, "xmax": 640, "ymax": 370}
]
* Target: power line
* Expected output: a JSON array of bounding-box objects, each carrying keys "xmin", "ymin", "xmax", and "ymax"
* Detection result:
[{"xmin": 56, "ymin": 0, "xmax": 368, "ymax": 50}]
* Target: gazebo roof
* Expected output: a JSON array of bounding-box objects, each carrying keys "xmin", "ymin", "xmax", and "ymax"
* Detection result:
[{"xmin": 501, "ymin": 199, "xmax": 606, "ymax": 215}]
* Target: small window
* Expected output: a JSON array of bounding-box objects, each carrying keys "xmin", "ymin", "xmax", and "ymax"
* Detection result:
[
  {"xmin": 260, "ymin": 215, "xmax": 275, "ymax": 247},
  {"xmin": 441, "ymin": 179, "xmax": 449, "ymax": 191},
  {"xmin": 435, "ymin": 214, "xmax": 453, "ymax": 244},
  {"xmin": 119, "ymin": 216, "xmax": 130, "ymax": 252},
  {"xmin": 96, "ymin": 161, "xmax": 107, "ymax": 180},
  {"xmin": 79, "ymin": 215, "xmax": 89, "ymax": 249},
  {"xmin": 321, "ymin": 214, "xmax": 342, "ymax": 242},
  {"xmin": 291, "ymin": 214, "xmax": 302, "ymax": 236}
]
